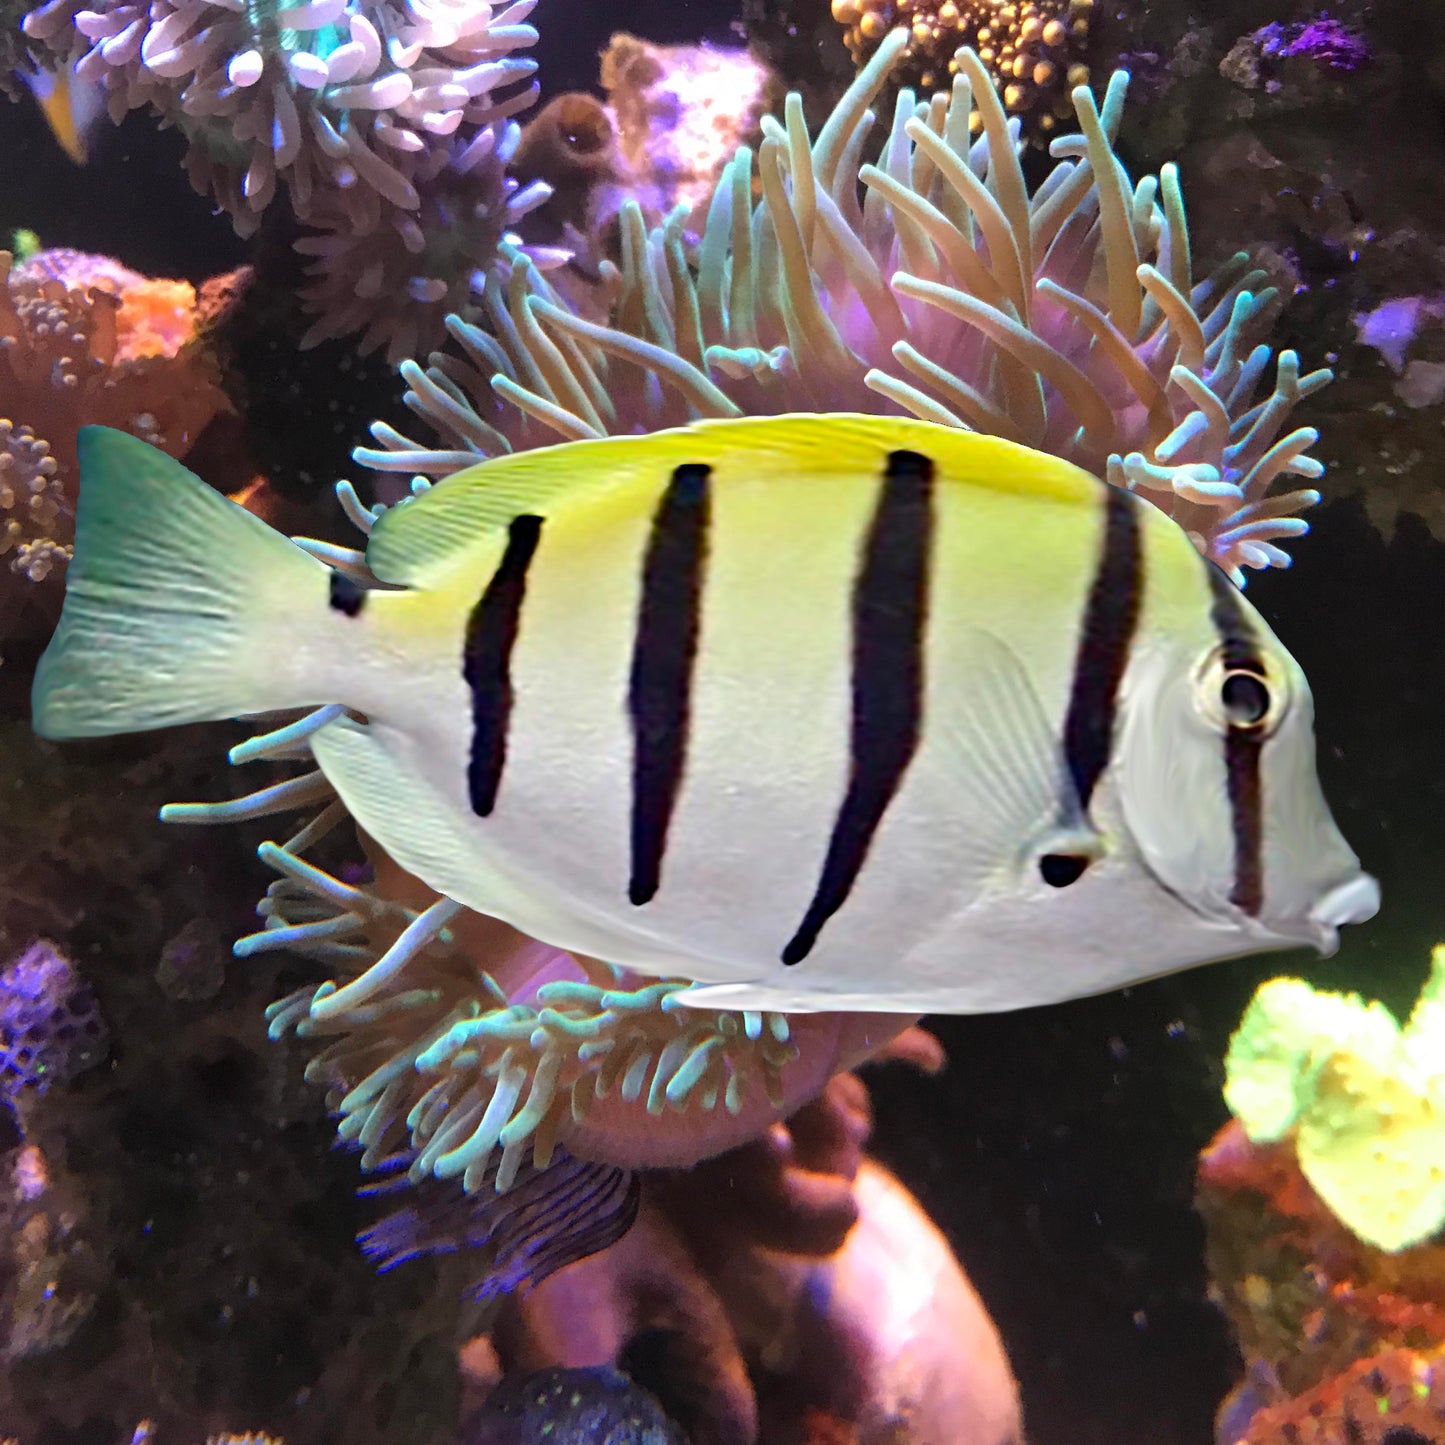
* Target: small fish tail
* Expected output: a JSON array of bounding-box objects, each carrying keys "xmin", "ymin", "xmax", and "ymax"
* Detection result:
[{"xmin": 32, "ymin": 427, "xmax": 330, "ymax": 740}]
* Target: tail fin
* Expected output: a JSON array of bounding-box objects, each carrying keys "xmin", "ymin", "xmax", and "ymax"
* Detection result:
[{"xmin": 32, "ymin": 427, "xmax": 330, "ymax": 740}]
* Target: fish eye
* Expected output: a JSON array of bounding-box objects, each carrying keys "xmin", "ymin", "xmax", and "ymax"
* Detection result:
[
  {"xmin": 1195, "ymin": 645, "xmax": 1289, "ymax": 736},
  {"xmin": 1039, "ymin": 854, "xmax": 1091, "ymax": 888},
  {"xmin": 1221, "ymin": 670, "xmax": 1271, "ymax": 730}
]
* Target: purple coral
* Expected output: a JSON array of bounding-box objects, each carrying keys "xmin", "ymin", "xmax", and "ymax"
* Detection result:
[
  {"xmin": 0, "ymin": 940, "xmax": 108, "ymax": 1095},
  {"xmin": 1256, "ymin": 15, "xmax": 1371, "ymax": 72}
]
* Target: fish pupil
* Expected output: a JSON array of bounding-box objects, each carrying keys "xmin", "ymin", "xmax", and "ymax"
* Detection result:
[
  {"xmin": 1039, "ymin": 853, "xmax": 1090, "ymax": 888},
  {"xmin": 1221, "ymin": 670, "xmax": 1270, "ymax": 728}
]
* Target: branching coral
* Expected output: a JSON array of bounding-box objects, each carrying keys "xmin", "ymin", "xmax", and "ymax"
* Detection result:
[
  {"xmin": 360, "ymin": 31, "xmax": 1328, "ymax": 583},
  {"xmin": 21, "ymin": 0, "xmax": 547, "ymax": 358},
  {"xmin": 831, "ymin": 0, "xmax": 1092, "ymax": 138},
  {"xmin": 0, "ymin": 248, "xmax": 226, "ymax": 598}
]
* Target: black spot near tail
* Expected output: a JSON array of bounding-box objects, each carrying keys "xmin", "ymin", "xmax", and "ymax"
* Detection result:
[{"xmin": 329, "ymin": 570, "xmax": 367, "ymax": 617}]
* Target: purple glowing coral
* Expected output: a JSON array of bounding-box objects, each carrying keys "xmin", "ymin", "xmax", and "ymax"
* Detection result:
[
  {"xmin": 1257, "ymin": 15, "xmax": 1371, "ymax": 72},
  {"xmin": 0, "ymin": 939, "xmax": 109, "ymax": 1095}
]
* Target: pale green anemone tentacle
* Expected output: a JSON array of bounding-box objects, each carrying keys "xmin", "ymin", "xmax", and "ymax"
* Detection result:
[
  {"xmin": 160, "ymin": 576, "xmax": 802, "ymax": 1201},
  {"xmin": 357, "ymin": 36, "xmax": 1328, "ymax": 582}
]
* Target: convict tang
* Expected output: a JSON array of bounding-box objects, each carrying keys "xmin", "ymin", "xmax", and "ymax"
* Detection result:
[{"xmin": 31, "ymin": 415, "xmax": 1378, "ymax": 1012}]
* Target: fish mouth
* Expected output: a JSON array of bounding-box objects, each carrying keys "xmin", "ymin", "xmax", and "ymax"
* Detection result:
[
  {"xmin": 1145, "ymin": 862, "xmax": 1381, "ymax": 960},
  {"xmin": 1299, "ymin": 872, "xmax": 1381, "ymax": 956}
]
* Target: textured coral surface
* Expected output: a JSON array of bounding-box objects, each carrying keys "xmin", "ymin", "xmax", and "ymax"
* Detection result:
[
  {"xmin": 0, "ymin": 248, "xmax": 226, "ymax": 604},
  {"xmin": 1199, "ymin": 1117, "xmax": 1445, "ymax": 1441}
]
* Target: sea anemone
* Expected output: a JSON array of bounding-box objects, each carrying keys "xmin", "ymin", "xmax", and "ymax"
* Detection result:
[
  {"xmin": 360, "ymin": 30, "xmax": 1329, "ymax": 583},
  {"xmin": 160, "ymin": 690, "xmax": 921, "ymax": 1295},
  {"xmin": 20, "ymin": 0, "xmax": 546, "ymax": 358}
]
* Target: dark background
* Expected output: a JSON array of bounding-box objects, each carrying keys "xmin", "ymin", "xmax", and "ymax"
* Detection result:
[{"xmin": 3, "ymin": 5, "xmax": 1442, "ymax": 1442}]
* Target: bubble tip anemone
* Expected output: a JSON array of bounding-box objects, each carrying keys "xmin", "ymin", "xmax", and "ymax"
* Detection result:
[{"xmin": 363, "ymin": 34, "xmax": 1328, "ymax": 582}]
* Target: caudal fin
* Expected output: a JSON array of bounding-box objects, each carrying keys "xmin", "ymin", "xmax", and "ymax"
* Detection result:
[{"xmin": 32, "ymin": 427, "xmax": 330, "ymax": 740}]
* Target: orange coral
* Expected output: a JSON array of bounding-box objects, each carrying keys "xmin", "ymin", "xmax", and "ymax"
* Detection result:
[
  {"xmin": 1200, "ymin": 1119, "xmax": 1445, "ymax": 1440},
  {"xmin": 0, "ymin": 249, "xmax": 227, "ymax": 595},
  {"xmin": 1236, "ymin": 1347, "xmax": 1445, "ymax": 1444},
  {"xmin": 831, "ymin": 0, "xmax": 1092, "ymax": 138}
]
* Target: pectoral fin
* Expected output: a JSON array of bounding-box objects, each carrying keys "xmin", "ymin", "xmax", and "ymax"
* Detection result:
[{"xmin": 940, "ymin": 628, "xmax": 1105, "ymax": 891}]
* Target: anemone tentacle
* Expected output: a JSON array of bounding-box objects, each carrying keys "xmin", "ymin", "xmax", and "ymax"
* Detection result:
[
  {"xmin": 359, "ymin": 33, "xmax": 1328, "ymax": 583},
  {"xmin": 161, "ymin": 513, "xmax": 799, "ymax": 1202}
]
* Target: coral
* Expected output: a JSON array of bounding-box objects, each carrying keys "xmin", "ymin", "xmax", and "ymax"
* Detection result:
[
  {"xmin": 1197, "ymin": 1115, "xmax": 1445, "ymax": 1434},
  {"xmin": 0, "ymin": 1143, "xmax": 105, "ymax": 1362},
  {"xmin": 362, "ymin": 32, "xmax": 1328, "ymax": 583},
  {"xmin": 1230, "ymin": 1348, "xmax": 1445, "ymax": 1445},
  {"xmin": 1223, "ymin": 945, "xmax": 1445, "ymax": 1252},
  {"xmin": 1258, "ymin": 17, "xmax": 1371, "ymax": 74},
  {"xmin": 1221, "ymin": 17, "xmax": 1372, "ymax": 97},
  {"xmin": 470, "ymin": 1072, "xmax": 1021, "ymax": 1445},
  {"xmin": 0, "ymin": 421, "xmax": 67, "ymax": 586},
  {"xmin": 0, "ymin": 708, "xmax": 475, "ymax": 1444},
  {"xmin": 0, "ymin": 247, "xmax": 226, "ymax": 599},
  {"xmin": 600, "ymin": 35, "xmax": 776, "ymax": 225},
  {"xmin": 0, "ymin": 940, "xmax": 108, "ymax": 1095},
  {"xmin": 21, "ymin": 0, "xmax": 546, "ymax": 358},
  {"xmin": 461, "ymin": 1366, "xmax": 687, "ymax": 1444},
  {"xmin": 830, "ymin": 0, "xmax": 1091, "ymax": 139}
]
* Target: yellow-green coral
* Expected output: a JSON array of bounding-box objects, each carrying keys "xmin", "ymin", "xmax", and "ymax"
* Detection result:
[{"xmin": 1225, "ymin": 946, "xmax": 1445, "ymax": 1252}]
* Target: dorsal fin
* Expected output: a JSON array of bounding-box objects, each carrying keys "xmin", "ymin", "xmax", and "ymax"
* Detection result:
[{"xmin": 362, "ymin": 413, "xmax": 1100, "ymax": 585}]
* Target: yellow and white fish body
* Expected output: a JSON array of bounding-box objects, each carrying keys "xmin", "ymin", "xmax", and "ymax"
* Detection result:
[{"xmin": 31, "ymin": 416, "xmax": 1379, "ymax": 1013}]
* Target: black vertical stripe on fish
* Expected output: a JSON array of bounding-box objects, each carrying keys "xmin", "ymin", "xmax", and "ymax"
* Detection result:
[
  {"xmin": 1061, "ymin": 486, "xmax": 1142, "ymax": 812},
  {"xmin": 783, "ymin": 449, "xmax": 935, "ymax": 965},
  {"xmin": 628, "ymin": 464, "xmax": 712, "ymax": 906},
  {"xmin": 1206, "ymin": 561, "xmax": 1266, "ymax": 916},
  {"xmin": 463, "ymin": 514, "xmax": 543, "ymax": 817}
]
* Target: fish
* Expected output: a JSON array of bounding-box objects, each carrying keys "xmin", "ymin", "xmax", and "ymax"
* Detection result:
[
  {"xmin": 30, "ymin": 416, "xmax": 1379, "ymax": 1014},
  {"xmin": 18, "ymin": 60, "xmax": 108, "ymax": 166}
]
